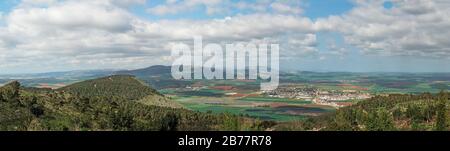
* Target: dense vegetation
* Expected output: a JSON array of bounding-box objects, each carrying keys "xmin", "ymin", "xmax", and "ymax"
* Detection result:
[
  {"xmin": 58, "ymin": 75, "xmax": 183, "ymax": 109},
  {"xmin": 1, "ymin": 75, "xmax": 449, "ymax": 131},
  {"xmin": 58, "ymin": 75, "xmax": 159, "ymax": 100},
  {"xmin": 276, "ymin": 92, "xmax": 450, "ymax": 131},
  {"xmin": 0, "ymin": 77, "xmax": 273, "ymax": 131}
]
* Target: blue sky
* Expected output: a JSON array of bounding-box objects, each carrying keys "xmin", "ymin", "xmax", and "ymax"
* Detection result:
[
  {"xmin": 126, "ymin": 0, "xmax": 355, "ymax": 20},
  {"xmin": 0, "ymin": 1, "xmax": 19, "ymax": 11},
  {"xmin": 0, "ymin": 0, "xmax": 449, "ymax": 74},
  {"xmin": 303, "ymin": 0, "xmax": 354, "ymax": 19}
]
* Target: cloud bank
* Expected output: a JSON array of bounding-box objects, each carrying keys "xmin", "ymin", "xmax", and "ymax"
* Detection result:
[{"xmin": 0, "ymin": 0, "xmax": 449, "ymax": 73}]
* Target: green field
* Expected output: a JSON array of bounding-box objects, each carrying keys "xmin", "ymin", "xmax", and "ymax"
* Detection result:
[
  {"xmin": 238, "ymin": 97, "xmax": 311, "ymax": 105},
  {"xmin": 178, "ymin": 101, "xmax": 309, "ymax": 121},
  {"xmin": 162, "ymin": 72, "xmax": 450, "ymax": 122},
  {"xmin": 172, "ymin": 95, "xmax": 332, "ymax": 121},
  {"xmin": 4, "ymin": 69, "xmax": 448, "ymax": 123}
]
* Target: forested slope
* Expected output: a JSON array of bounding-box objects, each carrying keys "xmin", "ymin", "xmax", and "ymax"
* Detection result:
[
  {"xmin": 0, "ymin": 78, "xmax": 271, "ymax": 131},
  {"xmin": 276, "ymin": 92, "xmax": 450, "ymax": 131}
]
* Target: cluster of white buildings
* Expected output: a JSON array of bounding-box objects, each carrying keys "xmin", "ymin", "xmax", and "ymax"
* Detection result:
[{"xmin": 263, "ymin": 87, "xmax": 372, "ymax": 108}]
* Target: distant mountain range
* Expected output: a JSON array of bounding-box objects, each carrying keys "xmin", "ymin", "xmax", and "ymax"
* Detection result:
[
  {"xmin": 3, "ymin": 65, "xmax": 450, "ymax": 80},
  {"xmin": 0, "ymin": 69, "xmax": 117, "ymax": 79},
  {"xmin": 114, "ymin": 65, "xmax": 171, "ymax": 77},
  {"xmin": 0, "ymin": 65, "xmax": 172, "ymax": 80}
]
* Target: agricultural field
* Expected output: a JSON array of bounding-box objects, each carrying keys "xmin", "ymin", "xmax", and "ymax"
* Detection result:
[
  {"xmin": 170, "ymin": 95, "xmax": 334, "ymax": 121},
  {"xmin": 162, "ymin": 82, "xmax": 336, "ymax": 121},
  {"xmin": 281, "ymin": 72, "xmax": 450, "ymax": 94},
  {"xmin": 157, "ymin": 72, "xmax": 449, "ymax": 122},
  {"xmin": 2, "ymin": 66, "xmax": 448, "ymax": 122}
]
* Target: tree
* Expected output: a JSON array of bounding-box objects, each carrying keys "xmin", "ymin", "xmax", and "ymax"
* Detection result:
[
  {"xmin": 366, "ymin": 108, "xmax": 395, "ymax": 131},
  {"xmin": 435, "ymin": 97, "xmax": 448, "ymax": 131},
  {"xmin": 1, "ymin": 81, "xmax": 20, "ymax": 102},
  {"xmin": 30, "ymin": 104, "xmax": 45, "ymax": 117},
  {"xmin": 111, "ymin": 108, "xmax": 134, "ymax": 130},
  {"xmin": 330, "ymin": 109, "xmax": 358, "ymax": 131},
  {"xmin": 160, "ymin": 112, "xmax": 179, "ymax": 131},
  {"xmin": 221, "ymin": 113, "xmax": 240, "ymax": 131}
]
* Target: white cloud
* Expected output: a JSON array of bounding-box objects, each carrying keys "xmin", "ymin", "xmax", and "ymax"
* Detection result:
[
  {"xmin": 134, "ymin": 14, "xmax": 315, "ymax": 40},
  {"xmin": 20, "ymin": 0, "xmax": 58, "ymax": 6},
  {"xmin": 317, "ymin": 0, "xmax": 450, "ymax": 58},
  {"xmin": 1, "ymin": 0, "xmax": 449, "ymax": 73},
  {"xmin": 271, "ymin": 2, "xmax": 303, "ymax": 15},
  {"xmin": 0, "ymin": 0, "xmax": 319, "ymax": 73},
  {"xmin": 284, "ymin": 34, "xmax": 318, "ymax": 57},
  {"xmin": 147, "ymin": 0, "xmax": 303, "ymax": 16},
  {"xmin": 234, "ymin": 1, "xmax": 271, "ymax": 12},
  {"xmin": 9, "ymin": 1, "xmax": 134, "ymax": 34},
  {"xmin": 147, "ymin": 0, "xmax": 224, "ymax": 16}
]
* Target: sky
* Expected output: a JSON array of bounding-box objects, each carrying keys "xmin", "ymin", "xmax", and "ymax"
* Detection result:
[{"xmin": 0, "ymin": 0, "xmax": 449, "ymax": 74}]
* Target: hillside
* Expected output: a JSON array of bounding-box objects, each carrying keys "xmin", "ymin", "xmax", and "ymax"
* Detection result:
[
  {"xmin": 0, "ymin": 80, "xmax": 213, "ymax": 130},
  {"xmin": 0, "ymin": 80, "xmax": 270, "ymax": 131},
  {"xmin": 58, "ymin": 75, "xmax": 183, "ymax": 109},
  {"xmin": 58, "ymin": 75, "xmax": 158, "ymax": 100},
  {"xmin": 276, "ymin": 92, "xmax": 450, "ymax": 131}
]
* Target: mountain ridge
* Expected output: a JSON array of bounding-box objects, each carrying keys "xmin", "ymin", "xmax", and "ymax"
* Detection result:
[{"xmin": 57, "ymin": 75, "xmax": 183, "ymax": 109}]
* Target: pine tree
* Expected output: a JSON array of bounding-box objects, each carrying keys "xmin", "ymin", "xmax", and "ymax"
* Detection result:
[
  {"xmin": 160, "ymin": 112, "xmax": 179, "ymax": 131},
  {"xmin": 435, "ymin": 96, "xmax": 447, "ymax": 131},
  {"xmin": 366, "ymin": 108, "xmax": 395, "ymax": 131},
  {"xmin": 221, "ymin": 113, "xmax": 240, "ymax": 131},
  {"xmin": 1, "ymin": 81, "xmax": 20, "ymax": 102}
]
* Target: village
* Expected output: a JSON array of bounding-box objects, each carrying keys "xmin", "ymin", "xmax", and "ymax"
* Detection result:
[{"xmin": 262, "ymin": 86, "xmax": 372, "ymax": 108}]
